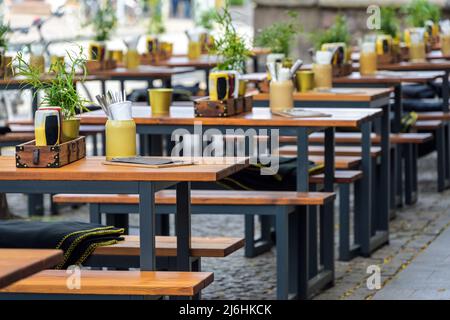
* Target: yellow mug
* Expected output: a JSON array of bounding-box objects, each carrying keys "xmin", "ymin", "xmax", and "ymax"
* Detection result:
[
  {"xmin": 296, "ymin": 70, "xmax": 314, "ymax": 92},
  {"xmin": 188, "ymin": 41, "xmax": 202, "ymax": 60},
  {"xmin": 105, "ymin": 120, "xmax": 137, "ymax": 161},
  {"xmin": 29, "ymin": 55, "xmax": 45, "ymax": 74},
  {"xmin": 125, "ymin": 49, "xmax": 140, "ymax": 69},
  {"xmin": 148, "ymin": 88, "xmax": 173, "ymax": 114}
]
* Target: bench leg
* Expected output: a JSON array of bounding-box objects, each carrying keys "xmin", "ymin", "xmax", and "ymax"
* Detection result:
[
  {"xmin": 412, "ymin": 144, "xmax": 418, "ymax": 199},
  {"xmin": 339, "ymin": 183, "xmax": 351, "ymax": 261},
  {"xmin": 297, "ymin": 206, "xmax": 309, "ymax": 299},
  {"xmin": 244, "ymin": 215, "xmax": 273, "ymax": 258},
  {"xmin": 276, "ymin": 209, "xmax": 289, "ymax": 300},
  {"xmin": 436, "ymin": 126, "xmax": 446, "ymax": 192},
  {"xmin": 89, "ymin": 203, "xmax": 101, "ymax": 224},
  {"xmin": 27, "ymin": 194, "xmax": 44, "ymax": 216},
  {"xmin": 395, "ymin": 145, "xmax": 404, "ymax": 208},
  {"xmin": 404, "ymin": 144, "xmax": 418, "ymax": 205},
  {"xmin": 308, "ymin": 184, "xmax": 318, "ymax": 278},
  {"xmin": 360, "ymin": 122, "xmax": 372, "ymax": 256}
]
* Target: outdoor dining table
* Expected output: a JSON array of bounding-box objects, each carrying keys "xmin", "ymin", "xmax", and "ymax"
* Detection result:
[
  {"xmin": 0, "ymin": 249, "xmax": 63, "ymax": 289},
  {"xmin": 0, "ymin": 156, "xmax": 248, "ymax": 272},
  {"xmin": 333, "ymin": 71, "xmax": 445, "ymax": 132},
  {"xmin": 252, "ymin": 87, "xmax": 392, "ymax": 226},
  {"xmin": 80, "ymin": 105, "xmax": 385, "ymax": 298},
  {"xmin": 88, "ymin": 65, "xmax": 196, "ymax": 94}
]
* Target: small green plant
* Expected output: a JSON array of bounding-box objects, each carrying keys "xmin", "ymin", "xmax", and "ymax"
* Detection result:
[
  {"xmin": 311, "ymin": 14, "xmax": 350, "ymax": 49},
  {"xmin": 148, "ymin": 0, "xmax": 165, "ymax": 35},
  {"xmin": 0, "ymin": 20, "xmax": 10, "ymax": 49},
  {"xmin": 403, "ymin": 0, "xmax": 441, "ymax": 27},
  {"xmin": 254, "ymin": 11, "xmax": 301, "ymax": 57},
  {"xmin": 15, "ymin": 47, "xmax": 90, "ymax": 119},
  {"xmin": 196, "ymin": 8, "xmax": 218, "ymax": 31},
  {"xmin": 209, "ymin": 1, "xmax": 251, "ymax": 72},
  {"xmin": 379, "ymin": 6, "xmax": 399, "ymax": 38},
  {"xmin": 89, "ymin": 2, "xmax": 117, "ymax": 41}
]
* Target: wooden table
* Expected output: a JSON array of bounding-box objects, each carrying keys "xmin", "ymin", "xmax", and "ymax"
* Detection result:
[
  {"xmin": 0, "ymin": 156, "xmax": 248, "ymax": 272},
  {"xmin": 334, "ymin": 71, "xmax": 444, "ymax": 132},
  {"xmin": 80, "ymin": 105, "xmax": 385, "ymax": 298},
  {"xmin": 0, "ymin": 249, "xmax": 63, "ymax": 289},
  {"xmin": 88, "ymin": 66, "xmax": 196, "ymax": 93},
  {"xmin": 377, "ymin": 61, "xmax": 450, "ymax": 113}
]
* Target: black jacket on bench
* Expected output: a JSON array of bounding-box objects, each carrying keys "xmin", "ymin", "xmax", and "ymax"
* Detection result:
[{"xmin": 0, "ymin": 220, "xmax": 124, "ymax": 269}]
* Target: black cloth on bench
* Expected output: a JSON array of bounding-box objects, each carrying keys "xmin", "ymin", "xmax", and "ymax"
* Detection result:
[
  {"xmin": 402, "ymin": 84, "xmax": 438, "ymax": 99},
  {"xmin": 0, "ymin": 220, "xmax": 124, "ymax": 269},
  {"xmin": 0, "ymin": 126, "xmax": 11, "ymax": 135},
  {"xmin": 192, "ymin": 157, "xmax": 324, "ymax": 191},
  {"xmin": 402, "ymin": 99, "xmax": 443, "ymax": 112}
]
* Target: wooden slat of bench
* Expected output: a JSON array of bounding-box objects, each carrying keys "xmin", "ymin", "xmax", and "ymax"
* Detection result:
[
  {"xmin": 308, "ymin": 155, "xmax": 361, "ymax": 169},
  {"xmin": 1, "ymin": 270, "xmax": 214, "ymax": 296},
  {"xmin": 94, "ymin": 235, "xmax": 244, "ymax": 258},
  {"xmin": 414, "ymin": 120, "xmax": 443, "ymax": 131},
  {"xmin": 0, "ymin": 132, "xmax": 35, "ymax": 143},
  {"xmin": 53, "ymin": 190, "xmax": 336, "ymax": 206},
  {"xmin": 277, "ymin": 144, "xmax": 380, "ymax": 158},
  {"xmin": 9, "ymin": 124, "xmax": 105, "ymax": 135},
  {"xmin": 416, "ymin": 112, "xmax": 450, "ymax": 121},
  {"xmin": 280, "ymin": 132, "xmax": 432, "ymax": 144},
  {"xmin": 310, "ymin": 170, "xmax": 363, "ymax": 184}
]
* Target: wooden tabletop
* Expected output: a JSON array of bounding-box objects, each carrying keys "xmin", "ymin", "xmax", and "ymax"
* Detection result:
[
  {"xmin": 0, "ymin": 156, "xmax": 249, "ymax": 182},
  {"xmin": 378, "ymin": 60, "xmax": 450, "ymax": 72},
  {"xmin": 253, "ymin": 88, "xmax": 392, "ymax": 102},
  {"xmin": 80, "ymin": 105, "xmax": 382, "ymax": 128},
  {"xmin": 155, "ymin": 55, "xmax": 219, "ymax": 68},
  {"xmin": 334, "ymin": 71, "xmax": 444, "ymax": 85},
  {"xmin": 88, "ymin": 66, "xmax": 196, "ymax": 78},
  {"xmin": 0, "ymin": 249, "xmax": 63, "ymax": 289},
  {"xmin": 251, "ymin": 47, "xmax": 271, "ymax": 56}
]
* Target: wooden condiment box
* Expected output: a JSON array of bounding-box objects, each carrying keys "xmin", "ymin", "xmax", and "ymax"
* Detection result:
[
  {"xmin": 86, "ymin": 59, "xmax": 117, "ymax": 72},
  {"xmin": 194, "ymin": 95, "xmax": 253, "ymax": 117},
  {"xmin": 15, "ymin": 136, "xmax": 86, "ymax": 168}
]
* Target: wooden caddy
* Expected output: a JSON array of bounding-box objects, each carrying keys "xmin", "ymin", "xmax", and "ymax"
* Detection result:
[
  {"xmin": 194, "ymin": 95, "xmax": 253, "ymax": 117},
  {"xmin": 15, "ymin": 136, "xmax": 86, "ymax": 168}
]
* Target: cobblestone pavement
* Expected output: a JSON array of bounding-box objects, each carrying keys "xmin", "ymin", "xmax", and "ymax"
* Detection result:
[{"xmin": 4, "ymin": 150, "xmax": 450, "ymax": 300}]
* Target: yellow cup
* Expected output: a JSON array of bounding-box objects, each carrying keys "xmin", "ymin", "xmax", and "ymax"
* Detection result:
[
  {"xmin": 108, "ymin": 50, "xmax": 123, "ymax": 63},
  {"xmin": 105, "ymin": 120, "xmax": 137, "ymax": 161},
  {"xmin": 188, "ymin": 41, "xmax": 202, "ymax": 60},
  {"xmin": 296, "ymin": 71, "xmax": 314, "ymax": 92},
  {"xmin": 238, "ymin": 80, "xmax": 247, "ymax": 97},
  {"xmin": 125, "ymin": 49, "xmax": 140, "ymax": 69},
  {"xmin": 148, "ymin": 88, "xmax": 173, "ymax": 114},
  {"xmin": 29, "ymin": 55, "xmax": 45, "ymax": 74}
]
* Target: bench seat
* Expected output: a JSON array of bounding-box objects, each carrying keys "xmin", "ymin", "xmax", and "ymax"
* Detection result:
[
  {"xmin": 0, "ymin": 132, "xmax": 35, "ymax": 144},
  {"xmin": 277, "ymin": 145, "xmax": 381, "ymax": 158},
  {"xmin": 94, "ymin": 235, "xmax": 244, "ymax": 258},
  {"xmin": 413, "ymin": 120, "xmax": 443, "ymax": 131},
  {"xmin": 416, "ymin": 111, "xmax": 450, "ymax": 121},
  {"xmin": 279, "ymin": 132, "xmax": 433, "ymax": 144},
  {"xmin": 1, "ymin": 270, "xmax": 213, "ymax": 297},
  {"xmin": 53, "ymin": 190, "xmax": 336, "ymax": 206}
]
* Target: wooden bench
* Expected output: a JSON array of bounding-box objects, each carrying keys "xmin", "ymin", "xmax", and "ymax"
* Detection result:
[
  {"xmin": 278, "ymin": 145, "xmax": 381, "ymax": 158},
  {"xmin": 280, "ymin": 132, "xmax": 433, "ymax": 205},
  {"xmin": 0, "ymin": 270, "xmax": 213, "ymax": 299},
  {"xmin": 53, "ymin": 190, "xmax": 336, "ymax": 300},
  {"xmin": 0, "ymin": 132, "xmax": 35, "ymax": 147}
]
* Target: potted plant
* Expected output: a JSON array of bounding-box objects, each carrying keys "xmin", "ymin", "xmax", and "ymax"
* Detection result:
[
  {"xmin": 86, "ymin": 2, "xmax": 117, "ymax": 61},
  {"xmin": 311, "ymin": 14, "xmax": 350, "ymax": 50},
  {"xmin": 147, "ymin": 0, "xmax": 165, "ymax": 36},
  {"xmin": 15, "ymin": 48, "xmax": 90, "ymax": 142},
  {"xmin": 254, "ymin": 11, "xmax": 301, "ymax": 67},
  {"xmin": 403, "ymin": 0, "xmax": 441, "ymax": 48},
  {"xmin": 380, "ymin": 6, "xmax": 400, "ymax": 39},
  {"xmin": 209, "ymin": 2, "xmax": 251, "ymax": 74}
]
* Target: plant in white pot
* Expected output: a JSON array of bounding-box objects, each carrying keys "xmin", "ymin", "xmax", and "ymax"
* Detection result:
[{"xmin": 15, "ymin": 47, "xmax": 90, "ymax": 142}]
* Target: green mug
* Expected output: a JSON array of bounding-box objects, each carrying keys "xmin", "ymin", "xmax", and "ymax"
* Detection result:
[
  {"xmin": 148, "ymin": 88, "xmax": 173, "ymax": 114},
  {"xmin": 296, "ymin": 70, "xmax": 314, "ymax": 92}
]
